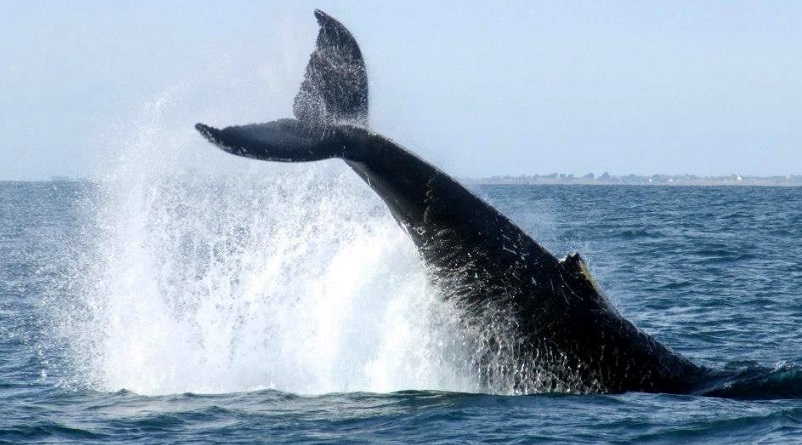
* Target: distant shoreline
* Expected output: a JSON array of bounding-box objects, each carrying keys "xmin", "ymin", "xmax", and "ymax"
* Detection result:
[
  {"xmin": 465, "ymin": 174, "xmax": 802, "ymax": 187},
  {"xmin": 1, "ymin": 174, "xmax": 802, "ymax": 187}
]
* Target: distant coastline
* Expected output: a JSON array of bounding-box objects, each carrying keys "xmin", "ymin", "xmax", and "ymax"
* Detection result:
[
  {"xmin": 1, "ymin": 174, "xmax": 801, "ymax": 187},
  {"xmin": 467, "ymin": 173, "xmax": 802, "ymax": 187}
]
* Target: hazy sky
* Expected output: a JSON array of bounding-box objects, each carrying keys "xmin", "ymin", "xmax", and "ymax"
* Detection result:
[{"xmin": 2, "ymin": 1, "xmax": 800, "ymax": 180}]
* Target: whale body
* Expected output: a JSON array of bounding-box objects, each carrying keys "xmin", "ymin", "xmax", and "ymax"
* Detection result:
[{"xmin": 196, "ymin": 10, "xmax": 729, "ymax": 395}]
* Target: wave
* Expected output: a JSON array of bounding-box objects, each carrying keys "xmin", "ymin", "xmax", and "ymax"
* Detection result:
[{"xmin": 696, "ymin": 362, "xmax": 802, "ymax": 400}]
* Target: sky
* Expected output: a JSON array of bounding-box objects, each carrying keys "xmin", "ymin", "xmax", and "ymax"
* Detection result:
[{"xmin": 1, "ymin": 1, "xmax": 800, "ymax": 180}]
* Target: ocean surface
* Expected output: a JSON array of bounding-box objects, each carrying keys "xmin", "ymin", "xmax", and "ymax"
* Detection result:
[{"xmin": 2, "ymin": 176, "xmax": 801, "ymax": 443}]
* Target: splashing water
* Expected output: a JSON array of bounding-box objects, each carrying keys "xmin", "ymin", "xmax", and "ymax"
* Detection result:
[
  {"xmin": 53, "ymin": 92, "xmax": 477, "ymax": 396},
  {"xmin": 42, "ymin": 92, "xmax": 802, "ymax": 400}
]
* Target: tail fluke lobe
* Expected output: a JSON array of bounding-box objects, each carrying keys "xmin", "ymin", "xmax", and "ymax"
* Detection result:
[
  {"xmin": 293, "ymin": 10, "xmax": 368, "ymax": 126},
  {"xmin": 196, "ymin": 10, "xmax": 369, "ymax": 163},
  {"xmin": 195, "ymin": 119, "xmax": 344, "ymax": 162}
]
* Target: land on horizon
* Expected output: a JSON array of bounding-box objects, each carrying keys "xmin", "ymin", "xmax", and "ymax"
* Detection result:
[
  {"xmin": 3, "ymin": 172, "xmax": 800, "ymax": 187},
  {"xmin": 469, "ymin": 173, "xmax": 802, "ymax": 187}
]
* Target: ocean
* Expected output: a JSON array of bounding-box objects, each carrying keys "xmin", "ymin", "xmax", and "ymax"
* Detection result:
[{"xmin": 2, "ymin": 175, "xmax": 801, "ymax": 443}]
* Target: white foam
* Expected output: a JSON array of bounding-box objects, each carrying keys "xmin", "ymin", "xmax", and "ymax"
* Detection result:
[{"xmin": 63, "ymin": 92, "xmax": 474, "ymax": 395}]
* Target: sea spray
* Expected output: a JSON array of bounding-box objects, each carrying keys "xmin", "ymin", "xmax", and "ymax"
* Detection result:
[{"xmin": 55, "ymin": 93, "xmax": 475, "ymax": 395}]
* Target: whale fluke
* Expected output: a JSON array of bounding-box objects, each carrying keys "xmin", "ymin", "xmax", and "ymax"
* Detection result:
[
  {"xmin": 195, "ymin": 120, "xmax": 340, "ymax": 162},
  {"xmin": 293, "ymin": 9, "xmax": 368, "ymax": 126},
  {"xmin": 196, "ymin": 9, "xmax": 367, "ymax": 163}
]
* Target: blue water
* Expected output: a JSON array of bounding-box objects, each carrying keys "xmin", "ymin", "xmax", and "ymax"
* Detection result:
[{"xmin": 2, "ymin": 179, "xmax": 802, "ymax": 443}]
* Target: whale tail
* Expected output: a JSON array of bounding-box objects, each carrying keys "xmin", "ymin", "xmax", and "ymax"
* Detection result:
[
  {"xmin": 293, "ymin": 10, "xmax": 368, "ymax": 127},
  {"xmin": 196, "ymin": 9, "xmax": 368, "ymax": 161}
]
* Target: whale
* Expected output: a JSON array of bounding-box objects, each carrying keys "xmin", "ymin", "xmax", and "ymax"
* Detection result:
[{"xmin": 195, "ymin": 10, "xmax": 730, "ymax": 395}]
